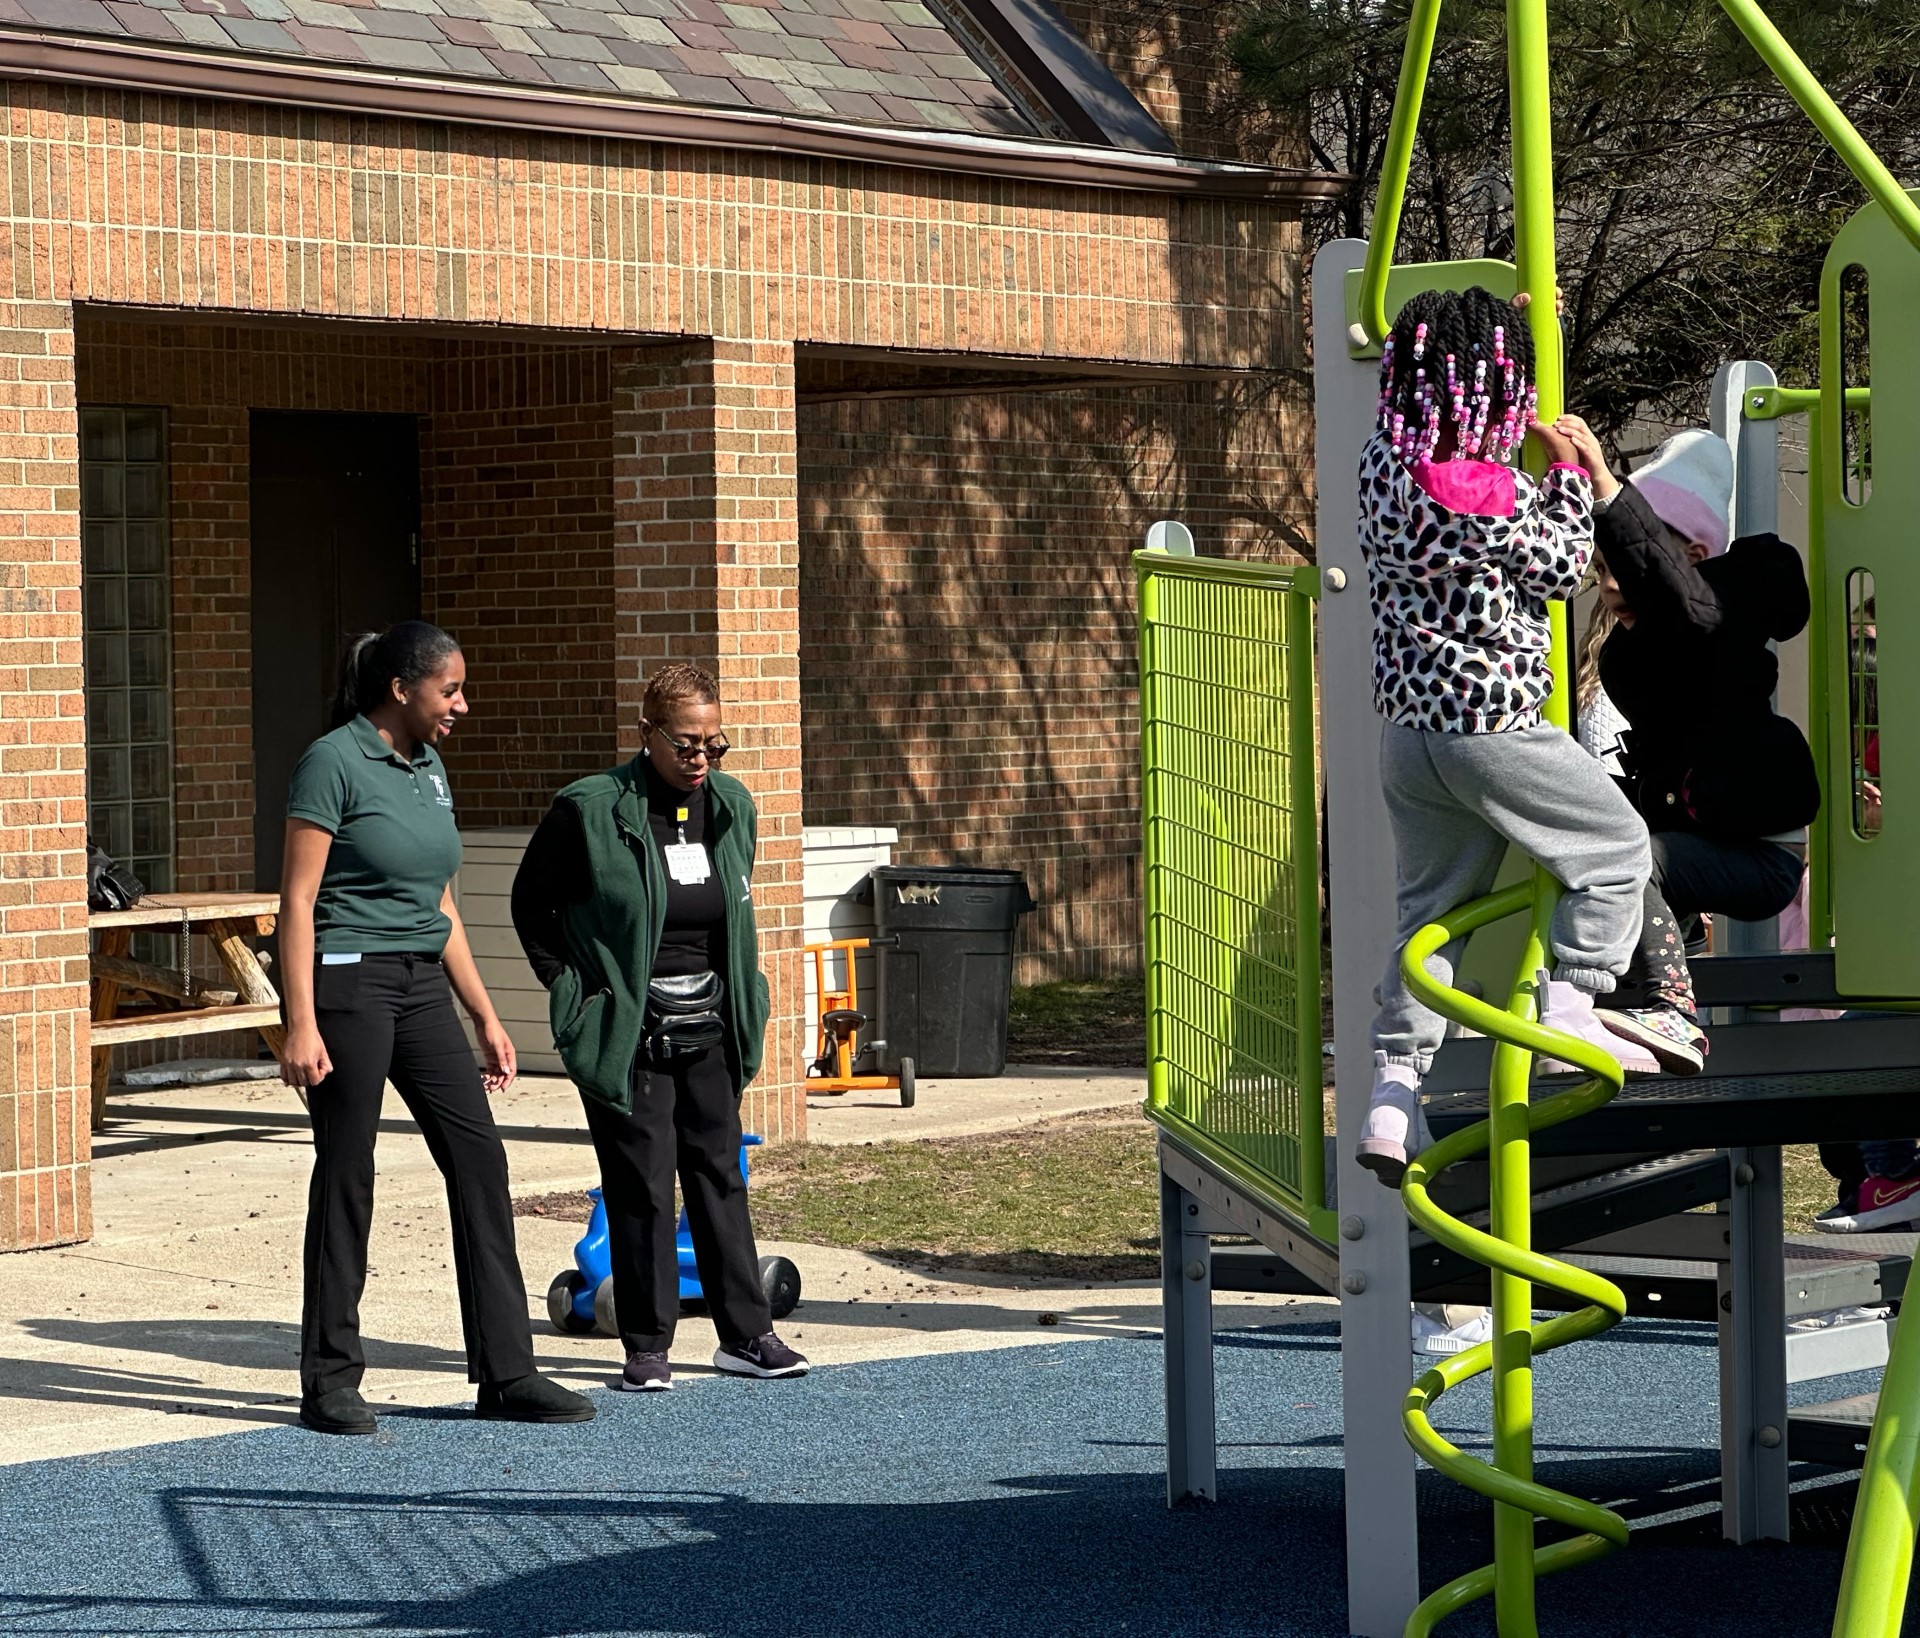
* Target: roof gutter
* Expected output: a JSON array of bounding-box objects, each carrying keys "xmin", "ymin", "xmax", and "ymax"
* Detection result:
[{"xmin": 0, "ymin": 30, "xmax": 1346, "ymax": 203}]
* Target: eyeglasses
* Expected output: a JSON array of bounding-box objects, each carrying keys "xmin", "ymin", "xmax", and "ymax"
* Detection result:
[{"xmin": 654, "ymin": 728, "xmax": 731, "ymax": 763}]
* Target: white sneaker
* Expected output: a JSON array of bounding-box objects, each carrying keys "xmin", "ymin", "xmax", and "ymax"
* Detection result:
[
  {"xmin": 1356, "ymin": 1061, "xmax": 1430, "ymax": 1188},
  {"xmin": 1789, "ymin": 1305, "xmax": 1890, "ymax": 1332},
  {"xmin": 1536, "ymin": 978, "xmax": 1660, "ymax": 1077},
  {"xmin": 1412, "ymin": 1304, "xmax": 1494, "ymax": 1355}
]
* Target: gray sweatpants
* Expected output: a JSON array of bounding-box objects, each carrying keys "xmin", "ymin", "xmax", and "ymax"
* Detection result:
[{"xmin": 1371, "ymin": 719, "xmax": 1650, "ymax": 1070}]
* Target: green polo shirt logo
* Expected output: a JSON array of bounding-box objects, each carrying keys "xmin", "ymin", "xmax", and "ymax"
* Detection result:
[{"xmin": 285, "ymin": 715, "xmax": 463, "ymax": 955}]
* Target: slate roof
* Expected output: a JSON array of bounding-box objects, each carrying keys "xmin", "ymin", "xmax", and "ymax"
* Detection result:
[{"xmin": 2, "ymin": 0, "xmax": 1043, "ymax": 137}]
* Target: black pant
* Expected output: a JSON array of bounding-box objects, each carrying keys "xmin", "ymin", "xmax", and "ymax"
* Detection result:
[
  {"xmin": 301, "ymin": 953, "xmax": 536, "ymax": 1397},
  {"xmin": 1620, "ymin": 831, "xmax": 1803, "ymax": 1014},
  {"xmin": 582, "ymin": 1041, "xmax": 772, "ymax": 1353}
]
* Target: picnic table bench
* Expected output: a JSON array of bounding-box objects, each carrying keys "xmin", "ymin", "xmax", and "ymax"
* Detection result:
[{"xmin": 88, "ymin": 892, "xmax": 285, "ymax": 1130}]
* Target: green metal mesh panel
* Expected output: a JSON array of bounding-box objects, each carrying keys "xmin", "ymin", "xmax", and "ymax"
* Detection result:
[{"xmin": 1138, "ymin": 554, "xmax": 1323, "ymax": 1222}]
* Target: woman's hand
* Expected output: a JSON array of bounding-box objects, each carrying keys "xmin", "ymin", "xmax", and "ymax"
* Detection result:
[
  {"xmin": 479, "ymin": 1018, "xmax": 518, "ymax": 1095},
  {"xmin": 1553, "ymin": 414, "xmax": 1621, "ymax": 501},
  {"xmin": 281, "ymin": 1022, "xmax": 334, "ymax": 1090}
]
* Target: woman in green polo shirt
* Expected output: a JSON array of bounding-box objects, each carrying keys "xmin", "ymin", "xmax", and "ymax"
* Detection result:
[{"xmin": 279, "ymin": 620, "xmax": 592, "ymax": 1436}]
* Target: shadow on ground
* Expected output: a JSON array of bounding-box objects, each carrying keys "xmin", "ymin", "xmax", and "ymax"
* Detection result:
[{"xmin": 0, "ymin": 1325, "xmax": 1871, "ymax": 1638}]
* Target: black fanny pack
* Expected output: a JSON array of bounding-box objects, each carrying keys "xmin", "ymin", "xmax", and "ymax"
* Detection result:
[{"xmin": 643, "ymin": 971, "xmax": 726, "ymax": 1061}]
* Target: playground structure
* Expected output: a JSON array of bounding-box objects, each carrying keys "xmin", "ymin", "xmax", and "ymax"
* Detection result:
[{"xmin": 1143, "ymin": 3, "xmax": 1920, "ymax": 1636}]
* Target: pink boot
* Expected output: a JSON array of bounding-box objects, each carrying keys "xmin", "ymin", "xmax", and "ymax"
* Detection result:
[
  {"xmin": 1356, "ymin": 1060, "xmax": 1429, "ymax": 1188},
  {"xmin": 1537, "ymin": 978, "xmax": 1660, "ymax": 1077}
]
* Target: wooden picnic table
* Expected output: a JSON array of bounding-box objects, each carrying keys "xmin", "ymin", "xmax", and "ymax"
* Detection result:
[{"xmin": 88, "ymin": 892, "xmax": 285, "ymax": 1131}]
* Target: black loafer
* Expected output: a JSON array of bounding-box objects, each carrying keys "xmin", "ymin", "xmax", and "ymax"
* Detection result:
[
  {"xmin": 475, "ymin": 1373, "xmax": 596, "ymax": 1424},
  {"xmin": 300, "ymin": 1386, "xmax": 377, "ymax": 1436}
]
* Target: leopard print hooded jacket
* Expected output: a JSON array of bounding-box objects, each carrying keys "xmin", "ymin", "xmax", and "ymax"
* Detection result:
[{"xmin": 1357, "ymin": 429, "xmax": 1594, "ymax": 735}]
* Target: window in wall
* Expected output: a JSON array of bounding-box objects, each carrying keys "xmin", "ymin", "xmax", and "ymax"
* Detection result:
[
  {"xmin": 1840, "ymin": 263, "xmax": 1872, "ymax": 506},
  {"xmin": 81, "ymin": 407, "xmax": 173, "ymax": 893},
  {"xmin": 1847, "ymin": 568, "xmax": 1880, "ymax": 840}
]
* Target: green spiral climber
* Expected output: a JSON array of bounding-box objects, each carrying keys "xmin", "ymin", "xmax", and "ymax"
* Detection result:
[{"xmin": 1392, "ymin": 878, "xmax": 1633, "ymax": 1637}]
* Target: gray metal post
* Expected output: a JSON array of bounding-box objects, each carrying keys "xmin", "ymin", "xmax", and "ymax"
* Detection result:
[
  {"xmin": 1719, "ymin": 1144, "xmax": 1791, "ymax": 1542},
  {"xmin": 1712, "ymin": 360, "xmax": 1788, "ymax": 981},
  {"xmin": 1713, "ymin": 363, "xmax": 1791, "ymax": 1540},
  {"xmin": 1712, "ymin": 360, "xmax": 1781, "ymax": 542},
  {"xmin": 1314, "ymin": 238, "xmax": 1423, "ymax": 1636},
  {"xmin": 1161, "ymin": 1169, "xmax": 1217, "ymax": 1504}
]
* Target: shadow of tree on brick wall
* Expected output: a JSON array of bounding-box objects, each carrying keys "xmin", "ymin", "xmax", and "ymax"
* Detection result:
[{"xmin": 798, "ymin": 369, "xmax": 1314, "ymax": 982}]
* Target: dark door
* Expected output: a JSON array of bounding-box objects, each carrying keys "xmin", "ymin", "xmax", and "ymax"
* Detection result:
[{"xmin": 251, "ymin": 411, "xmax": 421, "ymax": 892}]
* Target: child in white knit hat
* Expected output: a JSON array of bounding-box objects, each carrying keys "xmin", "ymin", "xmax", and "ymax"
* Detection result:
[{"xmin": 1558, "ymin": 421, "xmax": 1820, "ymax": 1072}]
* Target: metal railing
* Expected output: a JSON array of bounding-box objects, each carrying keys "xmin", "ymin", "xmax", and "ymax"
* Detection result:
[{"xmin": 1137, "ymin": 552, "xmax": 1328, "ymax": 1239}]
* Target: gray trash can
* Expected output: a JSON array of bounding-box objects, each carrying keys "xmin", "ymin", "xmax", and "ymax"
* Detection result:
[{"xmin": 867, "ymin": 866, "xmax": 1035, "ymax": 1079}]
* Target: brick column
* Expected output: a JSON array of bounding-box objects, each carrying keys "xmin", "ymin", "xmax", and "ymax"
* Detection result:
[
  {"xmin": 0, "ymin": 302, "xmax": 90, "ymax": 1250},
  {"xmin": 612, "ymin": 338, "xmax": 805, "ymax": 1142}
]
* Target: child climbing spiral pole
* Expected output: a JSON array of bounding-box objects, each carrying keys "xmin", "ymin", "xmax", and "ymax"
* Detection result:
[{"xmin": 1347, "ymin": 1, "xmax": 1920, "ymax": 1634}]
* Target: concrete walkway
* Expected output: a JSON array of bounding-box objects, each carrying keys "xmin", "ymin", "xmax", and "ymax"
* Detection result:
[
  {"xmin": 805, "ymin": 1061, "xmax": 1146, "ymax": 1145},
  {"xmin": 0, "ymin": 1066, "xmax": 1312, "ymax": 1466}
]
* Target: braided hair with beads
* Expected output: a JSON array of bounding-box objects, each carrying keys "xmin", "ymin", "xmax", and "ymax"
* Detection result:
[{"xmin": 1376, "ymin": 286, "xmax": 1537, "ymax": 465}]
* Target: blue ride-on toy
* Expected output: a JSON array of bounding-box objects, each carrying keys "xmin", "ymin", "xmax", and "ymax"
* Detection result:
[{"xmin": 546, "ymin": 1134, "xmax": 802, "ymax": 1337}]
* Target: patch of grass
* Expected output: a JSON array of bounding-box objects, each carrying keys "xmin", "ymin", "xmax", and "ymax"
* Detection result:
[
  {"xmin": 1784, "ymin": 1144, "xmax": 1840, "ymax": 1233},
  {"xmin": 518, "ymin": 1108, "xmax": 1164, "ymax": 1282},
  {"xmin": 1006, "ymin": 976, "xmax": 1144, "ymax": 1067}
]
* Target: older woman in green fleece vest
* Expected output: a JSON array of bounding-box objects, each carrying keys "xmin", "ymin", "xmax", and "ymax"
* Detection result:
[{"xmin": 511, "ymin": 662, "xmax": 806, "ymax": 1392}]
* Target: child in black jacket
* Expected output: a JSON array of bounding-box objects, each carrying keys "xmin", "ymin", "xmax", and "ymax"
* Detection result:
[{"xmin": 1560, "ymin": 422, "xmax": 1820, "ymax": 1071}]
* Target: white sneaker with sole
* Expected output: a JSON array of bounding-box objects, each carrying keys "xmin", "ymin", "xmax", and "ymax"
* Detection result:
[{"xmin": 1412, "ymin": 1304, "xmax": 1494, "ymax": 1356}]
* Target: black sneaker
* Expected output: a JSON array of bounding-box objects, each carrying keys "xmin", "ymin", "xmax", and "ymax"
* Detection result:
[
  {"xmin": 620, "ymin": 1351, "xmax": 672, "ymax": 1392},
  {"xmin": 300, "ymin": 1385, "xmax": 376, "ymax": 1437},
  {"xmin": 1816, "ymin": 1196, "xmax": 1863, "ymax": 1233},
  {"xmin": 475, "ymin": 1373, "xmax": 596, "ymax": 1424},
  {"xmin": 713, "ymin": 1332, "xmax": 809, "ymax": 1379}
]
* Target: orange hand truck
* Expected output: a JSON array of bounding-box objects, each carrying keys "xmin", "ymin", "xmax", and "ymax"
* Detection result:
[{"xmin": 803, "ymin": 936, "xmax": 914, "ymax": 1108}]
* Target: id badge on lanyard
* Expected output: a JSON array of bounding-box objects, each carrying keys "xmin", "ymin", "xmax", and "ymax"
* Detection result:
[{"xmin": 664, "ymin": 806, "xmax": 710, "ymax": 885}]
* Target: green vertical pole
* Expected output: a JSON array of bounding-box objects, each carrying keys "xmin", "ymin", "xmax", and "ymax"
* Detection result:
[
  {"xmin": 1357, "ymin": 0, "xmax": 1447, "ymax": 345},
  {"xmin": 1139, "ymin": 566, "xmax": 1170, "ymax": 1112},
  {"xmin": 1832, "ymin": 1312, "xmax": 1920, "ymax": 1637},
  {"xmin": 1287, "ymin": 584, "xmax": 1325, "ymax": 1217},
  {"xmin": 1498, "ymin": 0, "xmax": 1560, "ymax": 1630}
]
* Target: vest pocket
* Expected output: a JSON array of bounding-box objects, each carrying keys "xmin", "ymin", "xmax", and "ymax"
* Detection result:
[{"xmin": 550, "ymin": 968, "xmax": 608, "ymax": 1049}]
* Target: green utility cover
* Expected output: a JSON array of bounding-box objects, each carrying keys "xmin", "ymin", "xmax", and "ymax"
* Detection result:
[{"xmin": 1822, "ymin": 197, "xmax": 1920, "ymax": 997}]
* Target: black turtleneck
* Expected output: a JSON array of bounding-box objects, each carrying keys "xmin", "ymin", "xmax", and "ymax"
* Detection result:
[{"xmin": 510, "ymin": 758, "xmax": 726, "ymax": 989}]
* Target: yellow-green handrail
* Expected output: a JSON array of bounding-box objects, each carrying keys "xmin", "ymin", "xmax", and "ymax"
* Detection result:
[
  {"xmin": 1394, "ymin": 883, "xmax": 1630, "ymax": 1635},
  {"xmin": 1357, "ymin": 0, "xmax": 1920, "ymax": 347},
  {"xmin": 1714, "ymin": 0, "xmax": 1920, "ymax": 258},
  {"xmin": 1355, "ymin": 0, "xmax": 1445, "ymax": 348},
  {"xmin": 1832, "ymin": 1308, "xmax": 1920, "ymax": 1637}
]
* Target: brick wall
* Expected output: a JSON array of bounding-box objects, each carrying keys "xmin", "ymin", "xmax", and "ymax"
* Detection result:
[
  {"xmin": 76, "ymin": 317, "xmax": 622, "ymax": 877},
  {"xmin": 612, "ymin": 340, "xmax": 805, "ymax": 1139},
  {"xmin": 0, "ymin": 301, "xmax": 88, "ymax": 1249},
  {"xmin": 423, "ymin": 344, "xmax": 619, "ymax": 827},
  {"xmin": 76, "ymin": 314, "xmax": 437, "ymax": 891},
  {"xmin": 799, "ymin": 374, "xmax": 1312, "ymax": 980},
  {"xmin": 0, "ymin": 78, "xmax": 1310, "ymax": 1242}
]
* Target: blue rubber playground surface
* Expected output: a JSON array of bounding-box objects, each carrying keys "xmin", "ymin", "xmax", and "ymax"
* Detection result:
[{"xmin": 0, "ymin": 1318, "xmax": 1882, "ymax": 1637}]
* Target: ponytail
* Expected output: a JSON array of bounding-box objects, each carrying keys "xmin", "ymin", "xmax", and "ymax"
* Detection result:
[{"xmin": 330, "ymin": 621, "xmax": 461, "ymax": 729}]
